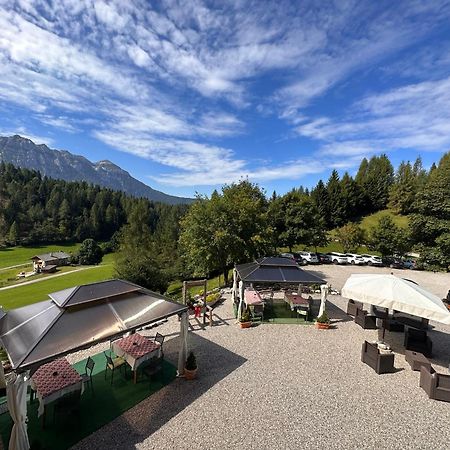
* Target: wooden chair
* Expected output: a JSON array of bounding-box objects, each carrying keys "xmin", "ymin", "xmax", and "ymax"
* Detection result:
[
  {"xmin": 142, "ymin": 356, "xmax": 164, "ymax": 384},
  {"xmin": 53, "ymin": 391, "xmax": 81, "ymax": 425},
  {"xmin": 154, "ymin": 332, "xmax": 165, "ymax": 358},
  {"xmin": 80, "ymin": 356, "xmax": 95, "ymax": 393},
  {"xmin": 249, "ymin": 305, "xmax": 263, "ymax": 323},
  {"xmin": 103, "ymin": 351, "xmax": 127, "ymax": 384}
]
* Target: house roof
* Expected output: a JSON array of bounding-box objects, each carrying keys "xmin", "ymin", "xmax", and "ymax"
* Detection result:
[
  {"xmin": 0, "ymin": 279, "xmax": 188, "ymax": 372},
  {"xmin": 236, "ymin": 257, "xmax": 325, "ymax": 285},
  {"xmin": 31, "ymin": 251, "xmax": 70, "ymax": 262}
]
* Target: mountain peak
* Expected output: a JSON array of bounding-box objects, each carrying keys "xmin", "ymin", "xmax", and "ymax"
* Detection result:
[{"xmin": 0, "ymin": 135, "xmax": 192, "ymax": 205}]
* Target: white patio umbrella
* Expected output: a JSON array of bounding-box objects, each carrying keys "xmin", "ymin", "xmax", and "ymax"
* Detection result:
[
  {"xmin": 177, "ymin": 311, "xmax": 189, "ymax": 376},
  {"xmin": 341, "ymin": 274, "xmax": 450, "ymax": 324},
  {"xmin": 318, "ymin": 284, "xmax": 329, "ymax": 317},
  {"xmin": 6, "ymin": 372, "xmax": 30, "ymax": 450}
]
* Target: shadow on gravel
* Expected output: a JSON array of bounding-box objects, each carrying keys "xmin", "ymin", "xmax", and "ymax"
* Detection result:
[{"xmin": 73, "ymin": 333, "xmax": 247, "ymax": 450}]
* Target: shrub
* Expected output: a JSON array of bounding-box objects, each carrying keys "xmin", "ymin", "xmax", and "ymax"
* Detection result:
[
  {"xmin": 316, "ymin": 311, "xmax": 330, "ymax": 324},
  {"xmin": 185, "ymin": 351, "xmax": 197, "ymax": 370}
]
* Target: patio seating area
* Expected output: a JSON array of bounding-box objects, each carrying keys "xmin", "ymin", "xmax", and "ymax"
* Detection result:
[{"xmin": 0, "ymin": 352, "xmax": 177, "ymax": 450}]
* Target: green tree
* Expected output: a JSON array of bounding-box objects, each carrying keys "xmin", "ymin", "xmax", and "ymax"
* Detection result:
[
  {"xmin": 78, "ymin": 238, "xmax": 103, "ymax": 265},
  {"xmin": 369, "ymin": 216, "xmax": 410, "ymax": 257},
  {"xmin": 180, "ymin": 180, "xmax": 271, "ymax": 283},
  {"xmin": 357, "ymin": 155, "xmax": 394, "ymax": 212},
  {"xmin": 410, "ymin": 153, "xmax": 450, "ymax": 269},
  {"xmin": 326, "ymin": 170, "xmax": 345, "ymax": 228},
  {"xmin": 7, "ymin": 221, "xmax": 19, "ymax": 246},
  {"xmin": 336, "ymin": 223, "xmax": 365, "ymax": 253}
]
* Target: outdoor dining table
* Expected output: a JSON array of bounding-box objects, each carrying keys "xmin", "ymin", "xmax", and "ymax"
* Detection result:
[
  {"xmin": 244, "ymin": 290, "xmax": 264, "ymax": 306},
  {"xmin": 111, "ymin": 333, "xmax": 161, "ymax": 384},
  {"xmin": 30, "ymin": 357, "xmax": 84, "ymax": 424},
  {"xmin": 284, "ymin": 292, "xmax": 310, "ymax": 318}
]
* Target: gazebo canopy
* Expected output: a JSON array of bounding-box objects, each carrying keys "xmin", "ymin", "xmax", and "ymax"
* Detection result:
[
  {"xmin": 0, "ymin": 279, "xmax": 188, "ymax": 372},
  {"xmin": 236, "ymin": 257, "xmax": 324, "ymax": 285}
]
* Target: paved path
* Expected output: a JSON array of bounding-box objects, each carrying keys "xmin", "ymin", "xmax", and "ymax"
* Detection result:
[
  {"xmin": 0, "ymin": 265, "xmax": 108, "ymax": 291},
  {"xmin": 0, "ymin": 263, "xmax": 31, "ymax": 272}
]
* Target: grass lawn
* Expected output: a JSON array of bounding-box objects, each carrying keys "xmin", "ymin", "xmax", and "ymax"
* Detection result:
[
  {"xmin": 359, "ymin": 209, "xmax": 409, "ymax": 231},
  {"xmin": 0, "ymin": 253, "xmax": 115, "ymax": 310},
  {"xmin": 0, "ymin": 243, "xmax": 80, "ymax": 269},
  {"xmin": 0, "ymin": 352, "xmax": 177, "ymax": 450}
]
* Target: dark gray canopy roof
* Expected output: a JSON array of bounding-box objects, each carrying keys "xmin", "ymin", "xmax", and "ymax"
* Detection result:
[
  {"xmin": 236, "ymin": 257, "xmax": 325, "ymax": 285},
  {"xmin": 0, "ymin": 279, "xmax": 187, "ymax": 372},
  {"xmin": 31, "ymin": 251, "xmax": 70, "ymax": 262}
]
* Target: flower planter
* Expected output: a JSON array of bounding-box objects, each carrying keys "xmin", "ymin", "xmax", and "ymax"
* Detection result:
[
  {"xmin": 184, "ymin": 367, "xmax": 198, "ymax": 380},
  {"xmin": 315, "ymin": 322, "xmax": 331, "ymax": 330},
  {"xmin": 239, "ymin": 321, "xmax": 252, "ymax": 329}
]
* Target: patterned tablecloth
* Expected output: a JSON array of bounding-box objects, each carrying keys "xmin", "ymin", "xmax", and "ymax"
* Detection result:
[
  {"xmin": 284, "ymin": 292, "xmax": 310, "ymax": 310},
  {"xmin": 244, "ymin": 290, "xmax": 264, "ymax": 306},
  {"xmin": 30, "ymin": 358, "xmax": 84, "ymax": 417},
  {"xmin": 111, "ymin": 333, "xmax": 161, "ymax": 371}
]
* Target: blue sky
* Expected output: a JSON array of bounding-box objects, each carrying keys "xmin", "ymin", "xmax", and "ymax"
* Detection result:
[{"xmin": 1, "ymin": 1, "xmax": 450, "ymax": 198}]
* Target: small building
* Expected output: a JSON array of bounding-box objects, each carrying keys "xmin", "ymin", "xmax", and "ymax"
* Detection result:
[{"xmin": 31, "ymin": 251, "xmax": 70, "ymax": 273}]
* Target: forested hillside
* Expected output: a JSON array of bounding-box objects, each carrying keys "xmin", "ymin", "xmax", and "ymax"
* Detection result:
[{"xmin": 0, "ymin": 162, "xmax": 188, "ymax": 247}]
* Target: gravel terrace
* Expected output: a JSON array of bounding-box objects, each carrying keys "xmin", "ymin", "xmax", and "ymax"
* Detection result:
[{"xmin": 71, "ymin": 266, "xmax": 450, "ymax": 450}]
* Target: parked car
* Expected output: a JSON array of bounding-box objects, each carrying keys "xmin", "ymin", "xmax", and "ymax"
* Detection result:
[
  {"xmin": 317, "ymin": 253, "xmax": 332, "ymax": 264},
  {"xmin": 279, "ymin": 252, "xmax": 306, "ymax": 265},
  {"xmin": 328, "ymin": 252, "xmax": 348, "ymax": 265},
  {"xmin": 360, "ymin": 254, "xmax": 383, "ymax": 266},
  {"xmin": 299, "ymin": 251, "xmax": 319, "ymax": 264},
  {"xmin": 382, "ymin": 257, "xmax": 404, "ymax": 269},
  {"xmin": 345, "ymin": 254, "xmax": 366, "ymax": 265}
]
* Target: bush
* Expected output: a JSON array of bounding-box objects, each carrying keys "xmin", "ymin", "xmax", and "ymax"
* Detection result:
[
  {"xmin": 78, "ymin": 239, "xmax": 103, "ymax": 265},
  {"xmin": 316, "ymin": 311, "xmax": 330, "ymax": 324},
  {"xmin": 240, "ymin": 307, "xmax": 251, "ymax": 322},
  {"xmin": 185, "ymin": 351, "xmax": 197, "ymax": 370},
  {"xmin": 206, "ymin": 293, "xmax": 220, "ymax": 303}
]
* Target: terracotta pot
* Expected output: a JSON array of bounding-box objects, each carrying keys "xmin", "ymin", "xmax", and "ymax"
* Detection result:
[
  {"xmin": 239, "ymin": 321, "xmax": 252, "ymax": 329},
  {"xmin": 315, "ymin": 321, "xmax": 331, "ymax": 329},
  {"xmin": 184, "ymin": 367, "xmax": 198, "ymax": 380}
]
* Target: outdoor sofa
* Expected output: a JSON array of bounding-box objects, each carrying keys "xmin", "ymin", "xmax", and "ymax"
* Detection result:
[
  {"xmin": 361, "ymin": 341, "xmax": 395, "ymax": 374},
  {"xmin": 419, "ymin": 366, "xmax": 450, "ymax": 402},
  {"xmin": 393, "ymin": 312, "xmax": 429, "ymax": 330},
  {"xmin": 346, "ymin": 300, "xmax": 363, "ymax": 316},
  {"xmin": 354, "ymin": 308, "xmax": 378, "ymax": 330},
  {"xmin": 404, "ymin": 328, "xmax": 432, "ymax": 358}
]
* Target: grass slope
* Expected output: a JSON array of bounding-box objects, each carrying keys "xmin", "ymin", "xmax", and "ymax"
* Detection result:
[
  {"xmin": 0, "ymin": 243, "xmax": 80, "ymax": 269},
  {"xmin": 0, "ymin": 254, "xmax": 115, "ymax": 310},
  {"xmin": 359, "ymin": 209, "xmax": 409, "ymax": 231}
]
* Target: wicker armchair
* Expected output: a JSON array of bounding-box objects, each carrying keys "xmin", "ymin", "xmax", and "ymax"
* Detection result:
[
  {"xmin": 355, "ymin": 308, "xmax": 378, "ymax": 329},
  {"xmin": 404, "ymin": 328, "xmax": 432, "ymax": 358},
  {"xmin": 361, "ymin": 341, "xmax": 395, "ymax": 374},
  {"xmin": 420, "ymin": 366, "xmax": 450, "ymax": 402},
  {"xmin": 347, "ymin": 300, "xmax": 363, "ymax": 317}
]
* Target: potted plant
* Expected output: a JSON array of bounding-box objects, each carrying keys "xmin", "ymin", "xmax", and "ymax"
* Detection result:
[
  {"xmin": 315, "ymin": 311, "xmax": 331, "ymax": 329},
  {"xmin": 184, "ymin": 351, "xmax": 198, "ymax": 380},
  {"xmin": 239, "ymin": 308, "xmax": 252, "ymax": 328}
]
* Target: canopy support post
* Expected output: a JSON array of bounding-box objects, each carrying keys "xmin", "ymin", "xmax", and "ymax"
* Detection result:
[{"xmin": 177, "ymin": 311, "xmax": 189, "ymax": 377}]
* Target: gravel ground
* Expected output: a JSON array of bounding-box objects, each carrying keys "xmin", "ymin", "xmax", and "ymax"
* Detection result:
[{"xmin": 71, "ymin": 266, "xmax": 450, "ymax": 450}]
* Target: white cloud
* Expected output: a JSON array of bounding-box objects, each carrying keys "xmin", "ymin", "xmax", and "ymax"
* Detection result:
[{"xmin": 297, "ymin": 77, "xmax": 450, "ymax": 157}]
